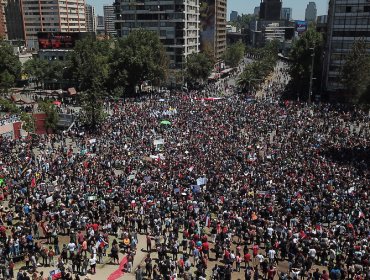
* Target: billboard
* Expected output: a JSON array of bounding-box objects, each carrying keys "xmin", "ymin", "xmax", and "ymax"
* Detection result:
[
  {"xmin": 199, "ymin": 0, "xmax": 215, "ymax": 53},
  {"xmin": 37, "ymin": 32, "xmax": 95, "ymax": 49},
  {"xmin": 295, "ymin": 21, "xmax": 307, "ymax": 35}
]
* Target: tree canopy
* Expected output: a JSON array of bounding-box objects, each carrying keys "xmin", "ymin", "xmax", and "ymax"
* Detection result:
[
  {"xmin": 0, "ymin": 39, "xmax": 21, "ymax": 93},
  {"xmin": 288, "ymin": 27, "xmax": 323, "ymax": 101},
  {"xmin": 223, "ymin": 41, "xmax": 245, "ymax": 68},
  {"xmin": 66, "ymin": 37, "xmax": 111, "ymax": 92},
  {"xmin": 185, "ymin": 52, "xmax": 213, "ymax": 84},
  {"xmin": 341, "ymin": 39, "xmax": 370, "ymax": 104},
  {"xmin": 238, "ymin": 41, "xmax": 279, "ymax": 92},
  {"xmin": 110, "ymin": 29, "xmax": 169, "ymax": 94},
  {"xmin": 39, "ymin": 101, "xmax": 60, "ymax": 132}
]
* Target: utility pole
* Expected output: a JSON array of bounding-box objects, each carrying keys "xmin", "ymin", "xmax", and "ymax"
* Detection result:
[{"xmin": 308, "ymin": 47, "xmax": 315, "ymax": 104}]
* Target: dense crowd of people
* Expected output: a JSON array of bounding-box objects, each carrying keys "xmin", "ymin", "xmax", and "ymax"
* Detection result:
[{"xmin": 0, "ymin": 62, "xmax": 369, "ymax": 280}]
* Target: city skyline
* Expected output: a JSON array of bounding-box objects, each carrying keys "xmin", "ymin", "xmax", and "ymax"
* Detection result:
[{"xmin": 89, "ymin": 0, "xmax": 329, "ymax": 20}]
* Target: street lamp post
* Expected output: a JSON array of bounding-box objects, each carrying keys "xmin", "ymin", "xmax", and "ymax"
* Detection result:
[{"xmin": 308, "ymin": 47, "xmax": 315, "ymax": 104}]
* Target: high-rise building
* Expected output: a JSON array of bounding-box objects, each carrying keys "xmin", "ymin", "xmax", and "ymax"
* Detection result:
[
  {"xmin": 115, "ymin": 0, "xmax": 200, "ymax": 69},
  {"xmin": 96, "ymin": 15, "xmax": 105, "ymax": 35},
  {"xmin": 230, "ymin": 10, "xmax": 238, "ymax": 21},
  {"xmin": 254, "ymin": 7, "xmax": 260, "ymax": 17},
  {"xmin": 85, "ymin": 4, "xmax": 96, "ymax": 33},
  {"xmin": 4, "ymin": 0, "xmax": 24, "ymax": 41},
  {"xmin": 103, "ymin": 5, "xmax": 115, "ymax": 37},
  {"xmin": 324, "ymin": 0, "xmax": 370, "ymax": 96},
  {"xmin": 0, "ymin": 0, "xmax": 7, "ymax": 39},
  {"xmin": 259, "ymin": 0, "xmax": 282, "ymax": 21},
  {"xmin": 215, "ymin": 0, "xmax": 227, "ymax": 60},
  {"xmin": 281, "ymin": 7, "xmax": 292, "ymax": 21},
  {"xmin": 305, "ymin": 2, "xmax": 317, "ymax": 23},
  {"xmin": 199, "ymin": 0, "xmax": 226, "ymax": 60},
  {"xmin": 20, "ymin": 0, "xmax": 87, "ymax": 49}
]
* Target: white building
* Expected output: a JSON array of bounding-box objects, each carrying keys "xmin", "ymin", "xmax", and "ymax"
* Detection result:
[
  {"xmin": 20, "ymin": 0, "xmax": 86, "ymax": 49},
  {"xmin": 103, "ymin": 5, "xmax": 116, "ymax": 37},
  {"xmin": 305, "ymin": 2, "xmax": 317, "ymax": 23},
  {"xmin": 324, "ymin": 0, "xmax": 370, "ymax": 95},
  {"xmin": 114, "ymin": 0, "xmax": 200, "ymax": 69},
  {"xmin": 85, "ymin": 4, "xmax": 96, "ymax": 33}
]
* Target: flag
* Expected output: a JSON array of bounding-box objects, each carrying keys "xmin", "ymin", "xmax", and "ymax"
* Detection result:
[
  {"xmin": 30, "ymin": 177, "xmax": 36, "ymax": 188},
  {"xmin": 205, "ymin": 215, "xmax": 211, "ymax": 228},
  {"xmin": 50, "ymin": 269, "xmax": 62, "ymax": 280}
]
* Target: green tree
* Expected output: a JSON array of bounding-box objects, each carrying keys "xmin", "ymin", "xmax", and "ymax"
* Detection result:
[
  {"xmin": 289, "ymin": 27, "xmax": 323, "ymax": 101},
  {"xmin": 223, "ymin": 41, "xmax": 245, "ymax": 68},
  {"xmin": 110, "ymin": 29, "xmax": 169, "ymax": 95},
  {"xmin": 238, "ymin": 42, "xmax": 279, "ymax": 92},
  {"xmin": 39, "ymin": 101, "xmax": 59, "ymax": 132},
  {"xmin": 79, "ymin": 89, "xmax": 107, "ymax": 130},
  {"xmin": 66, "ymin": 37, "xmax": 111, "ymax": 92},
  {"xmin": 186, "ymin": 52, "xmax": 213, "ymax": 83},
  {"xmin": 0, "ymin": 40, "xmax": 21, "ymax": 93},
  {"xmin": 341, "ymin": 39, "xmax": 370, "ymax": 104},
  {"xmin": 23, "ymin": 58, "xmax": 48, "ymax": 88},
  {"xmin": 0, "ymin": 97, "xmax": 19, "ymax": 113},
  {"xmin": 20, "ymin": 112, "xmax": 35, "ymax": 133}
]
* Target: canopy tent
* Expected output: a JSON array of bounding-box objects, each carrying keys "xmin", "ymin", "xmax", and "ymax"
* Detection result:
[{"xmin": 160, "ymin": 120, "xmax": 171, "ymax": 125}]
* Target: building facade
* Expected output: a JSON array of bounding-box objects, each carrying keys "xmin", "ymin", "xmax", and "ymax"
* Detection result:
[
  {"xmin": 20, "ymin": 0, "xmax": 87, "ymax": 49},
  {"xmin": 4, "ymin": 0, "xmax": 24, "ymax": 40},
  {"xmin": 214, "ymin": 0, "xmax": 227, "ymax": 60},
  {"xmin": 281, "ymin": 7, "xmax": 292, "ymax": 21},
  {"xmin": 0, "ymin": 0, "xmax": 7, "ymax": 39},
  {"xmin": 305, "ymin": 2, "xmax": 317, "ymax": 23},
  {"xmin": 254, "ymin": 7, "xmax": 260, "ymax": 17},
  {"xmin": 259, "ymin": 0, "xmax": 282, "ymax": 21},
  {"xmin": 85, "ymin": 4, "xmax": 96, "ymax": 33},
  {"xmin": 96, "ymin": 15, "xmax": 105, "ymax": 35},
  {"xmin": 103, "ymin": 5, "xmax": 116, "ymax": 37},
  {"xmin": 324, "ymin": 0, "xmax": 370, "ymax": 96},
  {"xmin": 115, "ymin": 0, "xmax": 200, "ymax": 69},
  {"xmin": 230, "ymin": 10, "xmax": 238, "ymax": 21}
]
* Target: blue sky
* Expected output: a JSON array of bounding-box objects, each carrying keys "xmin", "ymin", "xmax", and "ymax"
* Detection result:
[{"xmin": 90, "ymin": 0, "xmax": 328, "ymax": 20}]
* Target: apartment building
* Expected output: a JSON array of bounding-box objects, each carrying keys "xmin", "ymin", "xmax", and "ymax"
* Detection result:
[
  {"xmin": 85, "ymin": 4, "xmax": 96, "ymax": 33},
  {"xmin": 20, "ymin": 0, "xmax": 86, "ymax": 49},
  {"xmin": 324, "ymin": 0, "xmax": 370, "ymax": 94},
  {"xmin": 114, "ymin": 0, "xmax": 200, "ymax": 69},
  {"xmin": 103, "ymin": 5, "xmax": 116, "ymax": 37}
]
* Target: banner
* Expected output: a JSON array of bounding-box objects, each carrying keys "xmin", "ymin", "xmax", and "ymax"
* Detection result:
[
  {"xmin": 196, "ymin": 177, "xmax": 208, "ymax": 186},
  {"xmin": 46, "ymin": 196, "xmax": 54, "ymax": 204},
  {"xmin": 107, "ymin": 256, "xmax": 128, "ymax": 280}
]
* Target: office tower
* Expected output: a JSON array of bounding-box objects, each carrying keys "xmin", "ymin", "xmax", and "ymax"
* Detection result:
[
  {"xmin": 230, "ymin": 10, "xmax": 238, "ymax": 21},
  {"xmin": 96, "ymin": 15, "xmax": 105, "ymax": 35},
  {"xmin": 103, "ymin": 5, "xmax": 116, "ymax": 37},
  {"xmin": 115, "ymin": 0, "xmax": 200, "ymax": 69},
  {"xmin": 305, "ymin": 2, "xmax": 317, "ymax": 23},
  {"xmin": 254, "ymin": 7, "xmax": 260, "ymax": 17},
  {"xmin": 4, "ymin": 0, "xmax": 24, "ymax": 40},
  {"xmin": 281, "ymin": 7, "xmax": 292, "ymax": 20},
  {"xmin": 85, "ymin": 4, "xmax": 96, "ymax": 33},
  {"xmin": 260, "ymin": 0, "xmax": 282, "ymax": 21},
  {"xmin": 324, "ymin": 0, "xmax": 370, "ymax": 94},
  {"xmin": 20, "ymin": 0, "xmax": 87, "ymax": 49}
]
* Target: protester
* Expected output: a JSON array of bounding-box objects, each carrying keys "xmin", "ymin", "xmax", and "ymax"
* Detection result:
[{"xmin": 0, "ymin": 60, "xmax": 369, "ymax": 280}]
